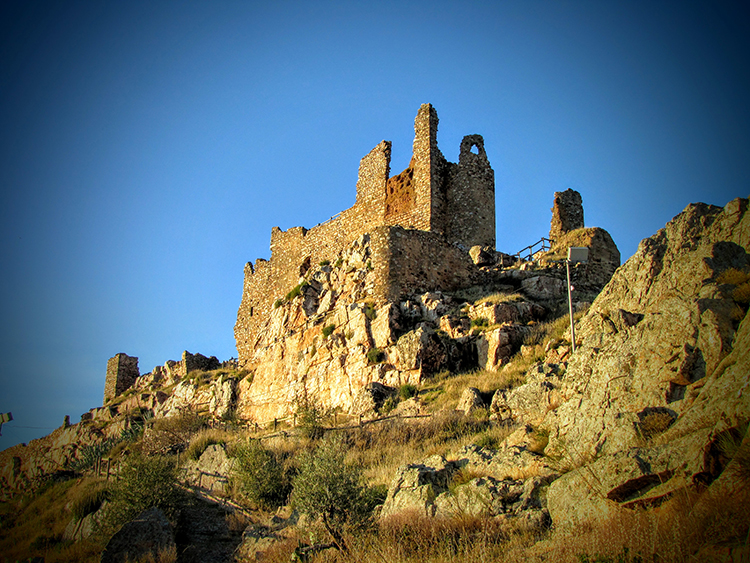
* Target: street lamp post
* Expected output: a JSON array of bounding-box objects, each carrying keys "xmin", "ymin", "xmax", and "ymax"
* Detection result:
[{"xmin": 566, "ymin": 247, "xmax": 589, "ymax": 353}]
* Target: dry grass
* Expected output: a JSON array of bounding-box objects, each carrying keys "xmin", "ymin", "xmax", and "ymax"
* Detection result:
[
  {"xmin": 420, "ymin": 369, "xmax": 524, "ymax": 412},
  {"xmin": 340, "ymin": 413, "xmax": 495, "ymax": 488},
  {"xmin": 537, "ymin": 485, "xmax": 750, "ymax": 563},
  {"xmin": 476, "ymin": 292, "xmax": 525, "ymax": 305},
  {"xmin": 184, "ymin": 427, "xmax": 234, "ymax": 460},
  {"xmin": 69, "ymin": 477, "xmax": 112, "ymax": 521},
  {"xmin": 0, "ymin": 477, "xmax": 106, "ymax": 563},
  {"xmin": 294, "ymin": 511, "xmax": 542, "ymax": 563}
]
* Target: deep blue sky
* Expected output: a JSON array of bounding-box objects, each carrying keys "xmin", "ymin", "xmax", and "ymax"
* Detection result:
[{"xmin": 1, "ymin": 0, "xmax": 748, "ymax": 447}]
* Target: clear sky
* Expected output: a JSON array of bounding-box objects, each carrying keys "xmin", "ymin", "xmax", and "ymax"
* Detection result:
[{"xmin": 1, "ymin": 0, "xmax": 748, "ymax": 448}]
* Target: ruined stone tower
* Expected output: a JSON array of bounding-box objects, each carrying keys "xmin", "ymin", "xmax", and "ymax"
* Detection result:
[
  {"xmin": 235, "ymin": 104, "xmax": 495, "ymax": 367},
  {"xmin": 103, "ymin": 353, "xmax": 139, "ymax": 404},
  {"xmin": 550, "ymin": 188, "xmax": 584, "ymax": 240}
]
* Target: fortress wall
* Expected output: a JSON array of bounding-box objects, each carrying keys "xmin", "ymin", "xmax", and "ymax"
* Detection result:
[
  {"xmin": 371, "ymin": 226, "xmax": 478, "ymax": 302},
  {"xmin": 411, "ymin": 103, "xmax": 442, "ymax": 233},
  {"xmin": 235, "ymin": 104, "xmax": 497, "ymax": 366},
  {"xmin": 445, "ymin": 135, "xmax": 496, "ymax": 249}
]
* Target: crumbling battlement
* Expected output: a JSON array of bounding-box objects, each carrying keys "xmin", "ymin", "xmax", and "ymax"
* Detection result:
[{"xmin": 235, "ymin": 105, "xmax": 495, "ymax": 366}]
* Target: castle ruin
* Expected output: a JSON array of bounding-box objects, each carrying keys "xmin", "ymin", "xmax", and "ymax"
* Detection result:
[
  {"xmin": 103, "ymin": 353, "xmax": 139, "ymax": 404},
  {"xmin": 235, "ymin": 104, "xmax": 495, "ymax": 366}
]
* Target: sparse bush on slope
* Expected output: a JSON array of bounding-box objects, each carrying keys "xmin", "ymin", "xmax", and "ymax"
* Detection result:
[
  {"xmin": 102, "ymin": 454, "xmax": 182, "ymax": 534},
  {"xmin": 231, "ymin": 439, "xmax": 290, "ymax": 509},
  {"xmin": 292, "ymin": 436, "xmax": 380, "ymax": 551}
]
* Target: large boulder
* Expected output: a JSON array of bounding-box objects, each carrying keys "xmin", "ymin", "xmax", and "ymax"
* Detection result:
[
  {"xmin": 547, "ymin": 199, "xmax": 750, "ymax": 464},
  {"xmin": 100, "ymin": 507, "xmax": 175, "ymax": 563},
  {"xmin": 476, "ymin": 325, "xmax": 530, "ymax": 370},
  {"xmin": 380, "ymin": 455, "xmax": 458, "ymax": 518},
  {"xmin": 456, "ymin": 387, "xmax": 485, "ymax": 415},
  {"xmin": 182, "ymin": 444, "xmax": 233, "ymax": 495}
]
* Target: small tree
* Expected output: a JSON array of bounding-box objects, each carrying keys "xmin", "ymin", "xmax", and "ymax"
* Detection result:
[
  {"xmin": 291, "ymin": 437, "xmax": 370, "ymax": 551},
  {"xmin": 231, "ymin": 440, "xmax": 290, "ymax": 509},
  {"xmin": 102, "ymin": 454, "xmax": 181, "ymax": 534},
  {"xmin": 295, "ymin": 396, "xmax": 332, "ymax": 439}
]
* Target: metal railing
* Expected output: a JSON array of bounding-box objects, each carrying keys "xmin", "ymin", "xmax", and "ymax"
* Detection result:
[{"xmin": 515, "ymin": 237, "xmax": 554, "ymax": 261}]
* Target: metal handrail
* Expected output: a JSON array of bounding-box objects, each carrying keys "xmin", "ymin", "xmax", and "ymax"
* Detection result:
[{"xmin": 515, "ymin": 237, "xmax": 554, "ymax": 261}]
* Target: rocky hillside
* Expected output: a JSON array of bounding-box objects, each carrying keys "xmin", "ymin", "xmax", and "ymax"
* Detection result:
[{"xmin": 1, "ymin": 197, "xmax": 748, "ymax": 563}]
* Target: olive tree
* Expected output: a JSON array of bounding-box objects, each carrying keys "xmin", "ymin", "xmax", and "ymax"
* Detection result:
[{"xmin": 291, "ymin": 437, "xmax": 372, "ymax": 551}]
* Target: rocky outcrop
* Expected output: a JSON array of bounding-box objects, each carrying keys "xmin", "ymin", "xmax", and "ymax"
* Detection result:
[
  {"xmin": 381, "ymin": 443, "xmax": 555, "ymax": 528},
  {"xmin": 538, "ymin": 198, "xmax": 750, "ymax": 528},
  {"xmin": 100, "ymin": 507, "xmax": 175, "ymax": 563},
  {"xmin": 155, "ymin": 374, "xmax": 238, "ymax": 419},
  {"xmin": 381, "ymin": 197, "xmax": 749, "ymax": 534},
  {"xmin": 539, "ymin": 227, "xmax": 621, "ymax": 292},
  {"xmin": 233, "ymin": 235, "xmax": 493, "ymax": 423},
  {"xmin": 182, "ymin": 444, "xmax": 234, "ymax": 495}
]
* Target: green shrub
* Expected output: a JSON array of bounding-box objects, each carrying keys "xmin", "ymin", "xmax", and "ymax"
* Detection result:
[
  {"xmin": 319, "ymin": 259, "xmax": 331, "ymax": 267},
  {"xmin": 103, "ymin": 454, "xmax": 181, "ymax": 531},
  {"xmin": 334, "ymin": 258, "xmax": 343, "ymax": 268},
  {"xmin": 474, "ymin": 432, "xmax": 500, "ymax": 450},
  {"xmin": 291, "ymin": 437, "xmax": 374, "ymax": 550},
  {"xmin": 470, "ymin": 317, "xmax": 489, "ymax": 328},
  {"xmin": 274, "ymin": 299, "xmax": 284, "ymax": 309},
  {"xmin": 322, "ymin": 324, "xmax": 335, "ymax": 338},
  {"xmin": 231, "ymin": 440, "xmax": 290, "ymax": 510},
  {"xmin": 366, "ymin": 347, "xmax": 385, "ymax": 365},
  {"xmin": 70, "ymin": 439, "xmax": 118, "ymax": 472},
  {"xmin": 381, "ymin": 396, "xmax": 399, "ymax": 414},
  {"xmin": 364, "ymin": 302, "xmax": 377, "ymax": 321},
  {"xmin": 296, "ymin": 399, "xmax": 330, "ymax": 439},
  {"xmin": 398, "ymin": 384, "xmax": 417, "ymax": 401},
  {"xmin": 286, "ymin": 283, "xmax": 308, "ymax": 301}
]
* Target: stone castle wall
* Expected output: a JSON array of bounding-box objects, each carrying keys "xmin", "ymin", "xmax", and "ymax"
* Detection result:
[
  {"xmin": 103, "ymin": 353, "xmax": 139, "ymax": 404},
  {"xmin": 235, "ymin": 104, "xmax": 495, "ymax": 366}
]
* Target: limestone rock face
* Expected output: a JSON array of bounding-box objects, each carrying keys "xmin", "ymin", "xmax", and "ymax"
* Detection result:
[
  {"xmin": 542, "ymin": 198, "xmax": 750, "ymax": 527},
  {"xmin": 155, "ymin": 376, "xmax": 238, "ymax": 420},
  {"xmin": 233, "ymin": 236, "xmax": 479, "ymax": 423}
]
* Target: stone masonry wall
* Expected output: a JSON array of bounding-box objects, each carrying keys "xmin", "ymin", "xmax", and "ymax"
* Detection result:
[
  {"xmin": 550, "ymin": 188, "xmax": 584, "ymax": 240},
  {"xmin": 103, "ymin": 353, "xmax": 139, "ymax": 404},
  {"xmin": 235, "ymin": 104, "xmax": 496, "ymax": 366},
  {"xmin": 445, "ymin": 135, "xmax": 495, "ymax": 250},
  {"xmin": 371, "ymin": 226, "xmax": 479, "ymax": 303}
]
